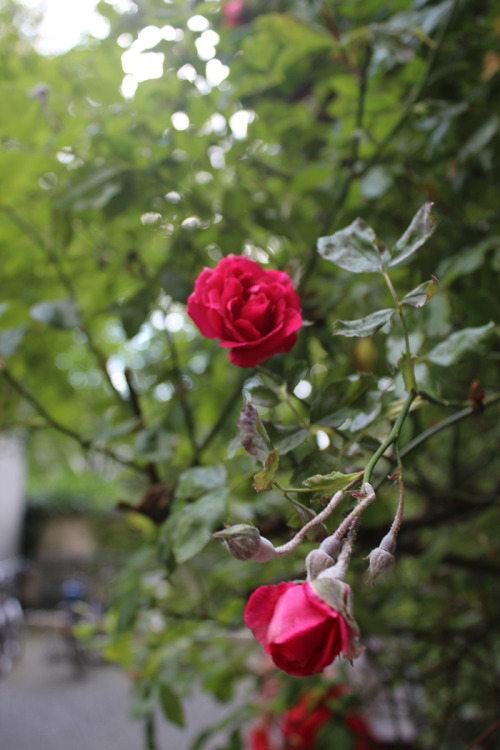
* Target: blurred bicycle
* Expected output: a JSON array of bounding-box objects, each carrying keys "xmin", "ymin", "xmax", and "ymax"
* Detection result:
[{"xmin": 0, "ymin": 558, "xmax": 25, "ymax": 678}]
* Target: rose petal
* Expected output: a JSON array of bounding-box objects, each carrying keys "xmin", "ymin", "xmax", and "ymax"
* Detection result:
[
  {"xmin": 244, "ymin": 582, "xmax": 296, "ymax": 647},
  {"xmin": 267, "ymin": 583, "xmax": 334, "ymax": 645}
]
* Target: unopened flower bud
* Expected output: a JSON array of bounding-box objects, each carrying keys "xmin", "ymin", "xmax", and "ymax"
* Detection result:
[
  {"xmin": 319, "ymin": 533, "xmax": 342, "ymax": 560},
  {"xmin": 212, "ymin": 524, "xmax": 278, "ymax": 562},
  {"xmin": 306, "ymin": 549, "xmax": 334, "ymax": 580},
  {"xmin": 365, "ymin": 530, "xmax": 397, "ymax": 585},
  {"xmin": 212, "ymin": 524, "xmax": 261, "ymax": 560}
]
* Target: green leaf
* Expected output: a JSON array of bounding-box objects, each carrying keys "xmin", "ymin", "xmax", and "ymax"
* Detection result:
[
  {"xmin": 159, "ymin": 683, "xmax": 185, "ymax": 728},
  {"xmin": 30, "ymin": 298, "xmax": 81, "ymax": 329},
  {"xmin": 302, "ymin": 470, "xmax": 362, "ymax": 493},
  {"xmin": 459, "ymin": 116, "xmax": 500, "ymax": 162},
  {"xmin": 388, "ymin": 202, "xmax": 437, "ymax": 267},
  {"xmin": 56, "ymin": 166, "xmax": 125, "ymax": 211},
  {"xmin": 332, "ymin": 309, "xmax": 395, "ymax": 337},
  {"xmin": 134, "ymin": 426, "xmax": 177, "ymax": 463},
  {"xmin": 317, "ymin": 218, "xmax": 387, "ymax": 273},
  {"xmin": 173, "ymin": 489, "xmax": 228, "ymax": 563},
  {"xmin": 402, "ymin": 278, "xmax": 439, "ymax": 308},
  {"xmin": 247, "ymin": 385, "xmax": 280, "ymax": 408},
  {"xmin": 0, "ymin": 325, "xmax": 26, "ymax": 357},
  {"xmin": 426, "ymin": 322, "xmax": 496, "ymax": 366},
  {"xmin": 436, "ymin": 237, "xmax": 500, "ymax": 286},
  {"xmin": 360, "ymin": 166, "xmax": 393, "ymax": 199},
  {"xmin": 175, "ymin": 464, "xmax": 227, "ymax": 501},
  {"xmin": 253, "ymin": 449, "xmax": 279, "ymax": 491},
  {"xmin": 271, "ymin": 426, "xmax": 309, "ymax": 455}
]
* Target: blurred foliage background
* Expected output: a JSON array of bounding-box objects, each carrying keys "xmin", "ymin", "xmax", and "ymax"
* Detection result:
[{"xmin": 1, "ymin": 0, "xmax": 500, "ymax": 748}]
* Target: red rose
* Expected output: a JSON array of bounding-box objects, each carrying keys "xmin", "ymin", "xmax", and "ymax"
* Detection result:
[
  {"xmin": 187, "ymin": 255, "xmax": 302, "ymax": 367},
  {"xmin": 244, "ymin": 579, "xmax": 361, "ymax": 677},
  {"xmin": 247, "ymin": 686, "xmax": 380, "ymax": 750}
]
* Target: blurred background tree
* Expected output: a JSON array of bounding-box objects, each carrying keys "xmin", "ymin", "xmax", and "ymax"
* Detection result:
[{"xmin": 1, "ymin": 0, "xmax": 499, "ymax": 748}]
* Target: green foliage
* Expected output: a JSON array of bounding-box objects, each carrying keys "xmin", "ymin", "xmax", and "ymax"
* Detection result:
[{"xmin": 1, "ymin": 0, "xmax": 500, "ymax": 748}]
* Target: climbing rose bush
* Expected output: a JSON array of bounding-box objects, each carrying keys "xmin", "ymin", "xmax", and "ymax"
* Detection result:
[
  {"xmin": 244, "ymin": 580, "xmax": 360, "ymax": 677},
  {"xmin": 187, "ymin": 254, "xmax": 302, "ymax": 367}
]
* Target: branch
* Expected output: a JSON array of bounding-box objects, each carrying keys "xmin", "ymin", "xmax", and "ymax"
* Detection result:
[
  {"xmin": 400, "ymin": 393, "xmax": 500, "ymax": 459},
  {"xmin": 2, "ymin": 204, "xmax": 125, "ymax": 407},
  {"xmin": 465, "ymin": 718, "xmax": 500, "ymax": 749},
  {"xmin": 124, "ymin": 368, "xmax": 161, "ymax": 484},
  {"xmin": 0, "ymin": 361, "xmax": 146, "ymax": 475}
]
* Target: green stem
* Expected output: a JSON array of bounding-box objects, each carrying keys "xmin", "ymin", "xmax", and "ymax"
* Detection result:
[
  {"xmin": 363, "ymin": 391, "xmax": 417, "ymax": 484},
  {"xmin": 382, "ymin": 269, "xmax": 417, "ymax": 392},
  {"xmin": 145, "ymin": 713, "xmax": 158, "ymax": 750}
]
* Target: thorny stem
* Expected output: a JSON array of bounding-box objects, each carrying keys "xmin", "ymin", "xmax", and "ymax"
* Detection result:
[{"xmin": 363, "ymin": 391, "xmax": 417, "ymax": 484}]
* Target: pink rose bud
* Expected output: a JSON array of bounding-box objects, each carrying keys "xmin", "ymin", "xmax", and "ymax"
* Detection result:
[
  {"xmin": 365, "ymin": 530, "xmax": 397, "ymax": 585},
  {"xmin": 244, "ymin": 579, "xmax": 363, "ymax": 676},
  {"xmin": 212, "ymin": 524, "xmax": 277, "ymax": 562},
  {"xmin": 187, "ymin": 255, "xmax": 302, "ymax": 367}
]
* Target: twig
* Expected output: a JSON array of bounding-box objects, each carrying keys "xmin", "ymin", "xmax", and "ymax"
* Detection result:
[{"xmin": 464, "ymin": 717, "xmax": 500, "ymax": 749}]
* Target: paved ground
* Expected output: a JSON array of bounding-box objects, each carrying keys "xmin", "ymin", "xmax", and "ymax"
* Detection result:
[{"xmin": 0, "ymin": 629, "xmax": 233, "ymax": 750}]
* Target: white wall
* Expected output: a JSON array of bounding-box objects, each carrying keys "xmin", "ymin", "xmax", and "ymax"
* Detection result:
[{"xmin": 0, "ymin": 437, "xmax": 25, "ymax": 560}]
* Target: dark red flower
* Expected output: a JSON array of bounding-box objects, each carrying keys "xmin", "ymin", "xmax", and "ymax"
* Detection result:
[
  {"xmin": 247, "ymin": 686, "xmax": 380, "ymax": 750},
  {"xmin": 187, "ymin": 254, "xmax": 302, "ymax": 367}
]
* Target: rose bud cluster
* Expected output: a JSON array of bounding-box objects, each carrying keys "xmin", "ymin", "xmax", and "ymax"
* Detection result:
[
  {"xmin": 244, "ymin": 578, "xmax": 363, "ymax": 676},
  {"xmin": 187, "ymin": 254, "xmax": 302, "ymax": 367}
]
